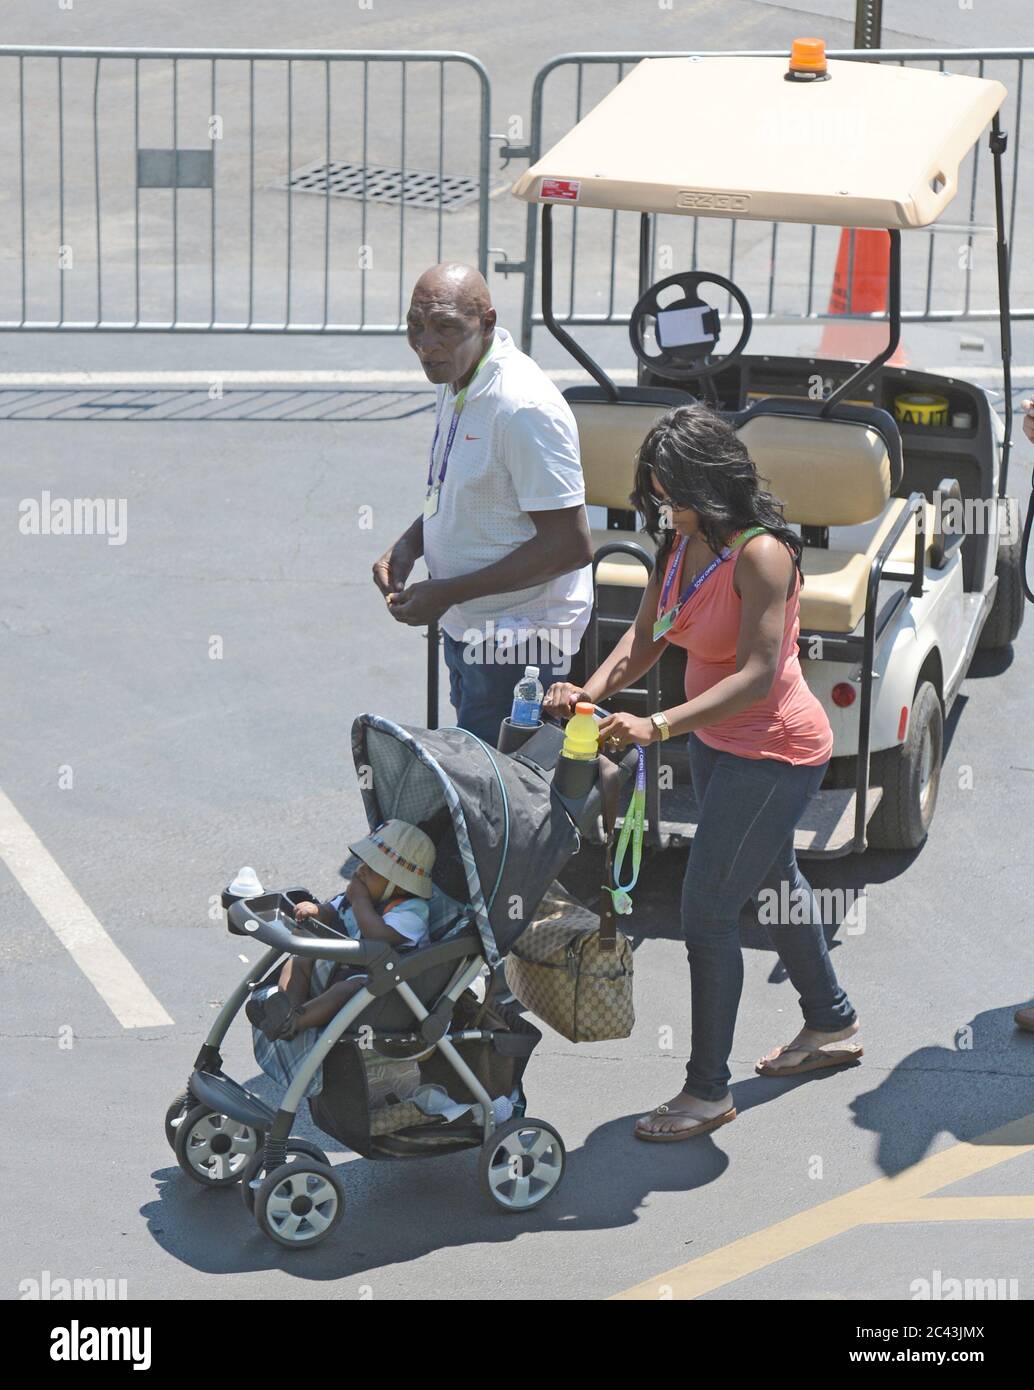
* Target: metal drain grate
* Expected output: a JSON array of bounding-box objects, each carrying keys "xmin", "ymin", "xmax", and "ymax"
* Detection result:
[{"xmin": 276, "ymin": 159, "xmax": 481, "ymax": 211}]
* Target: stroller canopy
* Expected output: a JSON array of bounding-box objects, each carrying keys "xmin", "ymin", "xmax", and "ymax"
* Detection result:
[{"xmin": 351, "ymin": 715, "xmax": 580, "ymax": 967}]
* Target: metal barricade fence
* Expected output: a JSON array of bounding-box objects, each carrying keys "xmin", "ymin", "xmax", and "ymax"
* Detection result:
[
  {"xmin": 1, "ymin": 44, "xmax": 1028, "ymax": 345},
  {"xmin": 0, "ymin": 45, "xmax": 490, "ymax": 333},
  {"xmin": 517, "ymin": 47, "xmax": 1034, "ymax": 353}
]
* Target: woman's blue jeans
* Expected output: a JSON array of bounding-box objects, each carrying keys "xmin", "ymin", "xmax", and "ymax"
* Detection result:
[{"xmin": 680, "ymin": 732, "xmax": 857, "ymax": 1101}]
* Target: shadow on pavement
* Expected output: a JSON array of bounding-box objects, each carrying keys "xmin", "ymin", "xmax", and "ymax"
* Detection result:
[
  {"xmin": 143, "ymin": 1104, "xmax": 734, "ymax": 1283},
  {"xmin": 140, "ymin": 1016, "xmax": 1034, "ymax": 1281},
  {"xmin": 847, "ymin": 1004, "xmax": 1034, "ymax": 1176}
]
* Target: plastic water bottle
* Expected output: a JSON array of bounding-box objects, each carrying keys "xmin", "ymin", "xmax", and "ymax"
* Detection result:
[{"xmin": 510, "ymin": 665, "xmax": 544, "ymax": 726}]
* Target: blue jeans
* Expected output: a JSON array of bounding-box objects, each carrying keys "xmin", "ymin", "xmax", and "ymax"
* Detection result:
[
  {"xmin": 441, "ymin": 632, "xmax": 567, "ymax": 747},
  {"xmin": 680, "ymin": 732, "xmax": 857, "ymax": 1100}
]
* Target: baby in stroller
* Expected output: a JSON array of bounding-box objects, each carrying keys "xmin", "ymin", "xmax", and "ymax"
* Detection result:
[{"xmin": 246, "ymin": 819, "xmax": 436, "ymax": 1042}]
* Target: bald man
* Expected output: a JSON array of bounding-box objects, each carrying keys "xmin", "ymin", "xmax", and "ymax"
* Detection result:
[{"xmin": 373, "ymin": 263, "xmax": 593, "ymax": 745}]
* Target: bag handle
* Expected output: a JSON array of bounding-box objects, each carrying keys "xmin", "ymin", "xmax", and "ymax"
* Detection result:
[{"xmin": 597, "ymin": 755, "xmax": 622, "ymax": 953}]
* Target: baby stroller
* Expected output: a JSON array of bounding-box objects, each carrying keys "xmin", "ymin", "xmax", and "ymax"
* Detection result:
[{"xmin": 165, "ymin": 711, "xmax": 634, "ymax": 1249}]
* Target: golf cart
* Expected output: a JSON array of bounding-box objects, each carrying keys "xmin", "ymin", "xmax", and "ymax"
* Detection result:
[{"xmin": 510, "ymin": 42, "xmax": 1028, "ymax": 856}]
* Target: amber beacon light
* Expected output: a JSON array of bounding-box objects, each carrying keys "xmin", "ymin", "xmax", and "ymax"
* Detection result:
[{"xmin": 785, "ymin": 37, "xmax": 830, "ymax": 82}]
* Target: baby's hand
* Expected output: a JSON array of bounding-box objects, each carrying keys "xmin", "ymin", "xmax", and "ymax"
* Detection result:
[
  {"xmin": 293, "ymin": 901, "xmax": 321, "ymax": 923},
  {"xmin": 346, "ymin": 866, "xmax": 372, "ymax": 903}
]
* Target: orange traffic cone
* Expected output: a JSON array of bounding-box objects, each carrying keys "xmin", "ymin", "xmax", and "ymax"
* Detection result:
[{"xmin": 818, "ymin": 228, "xmax": 907, "ymax": 366}]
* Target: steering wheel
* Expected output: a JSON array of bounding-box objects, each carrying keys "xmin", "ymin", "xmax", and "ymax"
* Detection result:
[{"xmin": 628, "ymin": 270, "xmax": 752, "ymax": 383}]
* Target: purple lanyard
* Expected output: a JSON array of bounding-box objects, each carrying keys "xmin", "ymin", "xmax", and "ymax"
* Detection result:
[
  {"xmin": 657, "ymin": 535, "xmax": 689, "ymax": 613},
  {"xmin": 426, "ymin": 407, "xmax": 462, "ymax": 490},
  {"xmin": 657, "ymin": 528, "xmax": 764, "ymax": 620},
  {"xmin": 425, "ymin": 340, "xmax": 495, "ymax": 492},
  {"xmin": 657, "ymin": 536, "xmax": 727, "ymax": 618}
]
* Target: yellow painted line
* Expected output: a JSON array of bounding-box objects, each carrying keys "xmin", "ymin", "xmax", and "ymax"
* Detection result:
[
  {"xmin": 613, "ymin": 1112, "xmax": 1034, "ymax": 1300},
  {"xmin": 871, "ymin": 1196, "xmax": 1034, "ymax": 1222}
]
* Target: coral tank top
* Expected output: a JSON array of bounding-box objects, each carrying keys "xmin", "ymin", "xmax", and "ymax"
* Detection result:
[{"xmin": 657, "ymin": 531, "xmax": 833, "ymax": 766}]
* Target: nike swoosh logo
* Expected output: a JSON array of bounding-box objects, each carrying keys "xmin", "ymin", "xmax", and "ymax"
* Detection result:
[{"xmin": 464, "ymin": 434, "xmax": 479, "ymax": 441}]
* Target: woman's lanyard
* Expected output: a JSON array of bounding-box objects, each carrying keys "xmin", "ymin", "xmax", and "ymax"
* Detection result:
[
  {"xmin": 652, "ymin": 525, "xmax": 767, "ymax": 642},
  {"xmin": 424, "ymin": 340, "xmax": 495, "ymax": 520},
  {"xmin": 604, "ymin": 746, "xmax": 647, "ymax": 916}
]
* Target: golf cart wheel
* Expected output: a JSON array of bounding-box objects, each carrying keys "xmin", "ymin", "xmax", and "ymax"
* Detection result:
[
  {"xmin": 478, "ymin": 1118, "xmax": 566, "ymax": 1213},
  {"xmin": 254, "ymin": 1160, "xmax": 345, "ymax": 1249},
  {"xmin": 978, "ymin": 496, "xmax": 1025, "ymax": 650},
  {"xmin": 868, "ymin": 680, "xmax": 943, "ymax": 851},
  {"xmin": 164, "ymin": 1090, "xmax": 193, "ymax": 1150},
  {"xmin": 240, "ymin": 1139, "xmax": 331, "ymax": 1213},
  {"xmin": 173, "ymin": 1104, "xmax": 263, "ymax": 1188}
]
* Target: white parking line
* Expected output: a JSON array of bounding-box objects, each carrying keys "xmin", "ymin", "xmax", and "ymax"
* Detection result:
[{"xmin": 0, "ymin": 788, "xmax": 173, "ymax": 1029}]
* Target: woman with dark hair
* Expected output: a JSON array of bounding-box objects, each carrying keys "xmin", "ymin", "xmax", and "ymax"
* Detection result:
[{"xmin": 543, "ymin": 404, "xmax": 861, "ymax": 1141}]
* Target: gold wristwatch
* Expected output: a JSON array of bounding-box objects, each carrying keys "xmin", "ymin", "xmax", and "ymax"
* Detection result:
[{"xmin": 650, "ymin": 711, "xmax": 671, "ymax": 742}]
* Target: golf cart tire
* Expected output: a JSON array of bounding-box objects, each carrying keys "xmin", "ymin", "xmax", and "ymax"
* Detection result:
[
  {"xmin": 977, "ymin": 496, "xmax": 1025, "ymax": 650},
  {"xmin": 867, "ymin": 681, "xmax": 943, "ymax": 851}
]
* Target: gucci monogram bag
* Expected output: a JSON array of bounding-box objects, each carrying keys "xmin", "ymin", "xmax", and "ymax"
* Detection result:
[{"xmin": 504, "ymin": 760, "xmax": 634, "ymax": 1043}]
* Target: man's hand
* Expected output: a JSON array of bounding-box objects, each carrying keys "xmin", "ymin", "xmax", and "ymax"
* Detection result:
[
  {"xmin": 1022, "ymin": 398, "xmax": 1034, "ymax": 448},
  {"xmin": 596, "ymin": 711, "xmax": 658, "ymax": 751},
  {"xmin": 542, "ymin": 682, "xmax": 592, "ymax": 720},
  {"xmin": 372, "ymin": 540, "xmax": 418, "ymax": 599},
  {"xmin": 387, "ymin": 578, "xmax": 454, "ymax": 626}
]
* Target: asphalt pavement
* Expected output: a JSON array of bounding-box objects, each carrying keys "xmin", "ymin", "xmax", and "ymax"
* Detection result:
[{"xmin": 1, "ymin": 0, "xmax": 1033, "ymax": 1304}]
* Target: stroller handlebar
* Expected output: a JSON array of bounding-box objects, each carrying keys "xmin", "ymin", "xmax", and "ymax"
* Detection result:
[{"xmin": 226, "ymin": 898, "xmax": 390, "ymax": 965}]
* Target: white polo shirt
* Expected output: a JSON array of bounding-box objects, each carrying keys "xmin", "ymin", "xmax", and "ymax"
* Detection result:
[{"xmin": 421, "ymin": 327, "xmax": 593, "ymax": 656}]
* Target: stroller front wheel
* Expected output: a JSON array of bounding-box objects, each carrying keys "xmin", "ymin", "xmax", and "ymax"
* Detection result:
[
  {"xmin": 479, "ymin": 1118, "xmax": 566, "ymax": 1213},
  {"xmin": 254, "ymin": 1160, "xmax": 345, "ymax": 1249},
  {"xmin": 240, "ymin": 1139, "xmax": 331, "ymax": 1213},
  {"xmin": 174, "ymin": 1104, "xmax": 263, "ymax": 1188},
  {"xmin": 164, "ymin": 1090, "xmax": 193, "ymax": 1150}
]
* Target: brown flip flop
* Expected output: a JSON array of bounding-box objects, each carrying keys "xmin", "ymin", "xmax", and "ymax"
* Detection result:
[
  {"xmin": 634, "ymin": 1104, "xmax": 737, "ymax": 1143},
  {"xmin": 755, "ymin": 1041, "xmax": 863, "ymax": 1077}
]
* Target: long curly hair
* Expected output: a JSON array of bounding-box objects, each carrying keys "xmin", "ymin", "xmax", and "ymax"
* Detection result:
[{"xmin": 629, "ymin": 404, "xmax": 803, "ymax": 581}]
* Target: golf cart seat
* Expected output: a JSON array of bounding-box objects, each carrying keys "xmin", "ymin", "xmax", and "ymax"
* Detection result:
[
  {"xmin": 566, "ymin": 385, "xmax": 691, "ymax": 587},
  {"xmin": 734, "ymin": 404, "xmax": 943, "ymax": 633},
  {"xmin": 572, "ymin": 386, "xmax": 950, "ymax": 635}
]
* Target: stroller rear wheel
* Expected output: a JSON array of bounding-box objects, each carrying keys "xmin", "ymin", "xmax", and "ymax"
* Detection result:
[
  {"xmin": 164, "ymin": 1090, "xmax": 193, "ymax": 1150},
  {"xmin": 478, "ymin": 1118, "xmax": 566, "ymax": 1213},
  {"xmin": 174, "ymin": 1104, "xmax": 263, "ymax": 1188},
  {"xmin": 254, "ymin": 1160, "xmax": 345, "ymax": 1249},
  {"xmin": 240, "ymin": 1138, "xmax": 331, "ymax": 1213}
]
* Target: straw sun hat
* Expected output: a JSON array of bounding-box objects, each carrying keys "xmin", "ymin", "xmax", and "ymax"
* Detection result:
[{"xmin": 348, "ymin": 819, "xmax": 436, "ymax": 899}]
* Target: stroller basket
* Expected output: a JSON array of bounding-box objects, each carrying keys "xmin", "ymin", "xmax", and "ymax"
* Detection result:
[{"xmin": 311, "ymin": 990, "xmax": 540, "ymax": 1160}]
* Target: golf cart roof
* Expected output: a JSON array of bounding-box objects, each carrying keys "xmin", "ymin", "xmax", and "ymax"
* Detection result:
[{"xmin": 512, "ymin": 55, "xmax": 1006, "ymax": 229}]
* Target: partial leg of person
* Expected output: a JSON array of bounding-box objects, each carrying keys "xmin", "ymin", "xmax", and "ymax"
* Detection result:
[
  {"xmin": 288, "ymin": 974, "xmax": 368, "ymax": 1035},
  {"xmin": 636, "ymin": 734, "xmax": 739, "ymax": 1139},
  {"xmin": 246, "ymin": 955, "xmax": 314, "ymax": 1034},
  {"xmin": 278, "ymin": 956, "xmax": 315, "ymax": 1008},
  {"xmin": 441, "ymin": 633, "xmax": 509, "ymax": 744},
  {"xmin": 441, "ymin": 631, "xmax": 465, "ymax": 726},
  {"xmin": 752, "ymin": 834, "xmax": 861, "ymax": 1076},
  {"xmin": 441, "ymin": 631, "xmax": 563, "ymax": 747},
  {"xmin": 637, "ymin": 737, "xmax": 849, "ymax": 1139}
]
